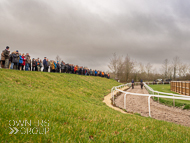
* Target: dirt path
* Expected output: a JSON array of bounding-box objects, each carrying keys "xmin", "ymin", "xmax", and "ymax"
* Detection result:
[
  {"xmin": 115, "ymin": 86, "xmax": 190, "ymax": 127},
  {"xmin": 103, "ymin": 86, "xmax": 129, "ymax": 114}
]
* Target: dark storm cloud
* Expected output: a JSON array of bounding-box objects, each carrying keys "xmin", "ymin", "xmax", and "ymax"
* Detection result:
[{"xmin": 1, "ymin": 0, "xmax": 190, "ymax": 71}]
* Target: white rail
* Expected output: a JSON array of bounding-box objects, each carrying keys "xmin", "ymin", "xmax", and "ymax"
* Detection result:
[{"xmin": 111, "ymin": 82, "xmax": 190, "ymax": 117}]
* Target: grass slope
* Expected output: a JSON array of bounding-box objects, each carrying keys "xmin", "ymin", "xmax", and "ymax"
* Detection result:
[
  {"xmin": 0, "ymin": 69, "xmax": 190, "ymax": 142},
  {"xmin": 149, "ymin": 84, "xmax": 190, "ymax": 109}
]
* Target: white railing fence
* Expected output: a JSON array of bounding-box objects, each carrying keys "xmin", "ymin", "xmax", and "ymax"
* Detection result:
[{"xmin": 111, "ymin": 82, "xmax": 190, "ymax": 117}]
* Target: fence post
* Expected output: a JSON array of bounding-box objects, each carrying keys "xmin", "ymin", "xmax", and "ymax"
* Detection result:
[
  {"xmin": 124, "ymin": 94, "xmax": 126, "ymax": 110},
  {"xmin": 158, "ymin": 93, "xmax": 159, "ymax": 103},
  {"xmin": 148, "ymin": 96, "xmax": 151, "ymax": 117},
  {"xmin": 181, "ymin": 82, "xmax": 183, "ymax": 94},
  {"xmin": 185, "ymin": 82, "xmax": 186, "ymax": 95},
  {"xmin": 189, "ymin": 83, "xmax": 190, "ymax": 96},
  {"xmin": 173, "ymin": 95, "xmax": 175, "ymax": 107},
  {"xmin": 113, "ymin": 87, "xmax": 115, "ymax": 105}
]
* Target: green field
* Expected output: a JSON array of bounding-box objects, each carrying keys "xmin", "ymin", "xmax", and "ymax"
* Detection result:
[
  {"xmin": 1, "ymin": 69, "xmax": 190, "ymax": 142},
  {"xmin": 149, "ymin": 84, "xmax": 190, "ymax": 109}
]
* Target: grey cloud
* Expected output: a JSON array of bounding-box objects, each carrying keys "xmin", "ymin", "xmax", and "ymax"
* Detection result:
[{"xmin": 0, "ymin": 0, "xmax": 190, "ymax": 71}]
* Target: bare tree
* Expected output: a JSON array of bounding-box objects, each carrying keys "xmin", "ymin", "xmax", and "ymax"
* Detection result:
[
  {"xmin": 108, "ymin": 53, "xmax": 119, "ymax": 79},
  {"xmin": 123, "ymin": 55, "xmax": 134, "ymax": 82},
  {"xmin": 178, "ymin": 63, "xmax": 189, "ymax": 78},
  {"xmin": 173, "ymin": 56, "xmax": 180, "ymax": 79},
  {"xmin": 145, "ymin": 63, "xmax": 152, "ymax": 79},
  {"xmin": 168, "ymin": 65, "xmax": 173, "ymax": 79},
  {"xmin": 117, "ymin": 56, "xmax": 125, "ymax": 80},
  {"xmin": 55, "ymin": 55, "xmax": 61, "ymax": 63},
  {"xmin": 139, "ymin": 62, "xmax": 145, "ymax": 74},
  {"xmin": 162, "ymin": 59, "xmax": 169, "ymax": 79}
]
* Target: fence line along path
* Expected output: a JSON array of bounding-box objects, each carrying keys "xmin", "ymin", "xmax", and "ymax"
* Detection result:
[{"xmin": 115, "ymin": 85, "xmax": 190, "ymax": 127}]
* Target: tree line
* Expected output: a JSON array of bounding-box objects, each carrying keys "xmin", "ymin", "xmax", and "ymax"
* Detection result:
[{"xmin": 108, "ymin": 53, "xmax": 190, "ymax": 82}]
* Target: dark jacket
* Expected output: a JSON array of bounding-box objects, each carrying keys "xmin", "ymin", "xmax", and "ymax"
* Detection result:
[
  {"xmin": 9, "ymin": 54, "xmax": 12, "ymax": 62},
  {"xmin": 43, "ymin": 59, "xmax": 47, "ymax": 67},
  {"xmin": 4, "ymin": 49, "xmax": 10, "ymax": 59},
  {"xmin": 12, "ymin": 53, "xmax": 19, "ymax": 63},
  {"xmin": 57, "ymin": 63, "xmax": 60, "ymax": 70},
  {"xmin": 65, "ymin": 64, "xmax": 69, "ymax": 70},
  {"xmin": 32, "ymin": 60, "xmax": 36, "ymax": 67}
]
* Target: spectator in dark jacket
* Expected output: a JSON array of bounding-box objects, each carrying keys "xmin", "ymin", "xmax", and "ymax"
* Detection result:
[
  {"xmin": 65, "ymin": 64, "xmax": 69, "ymax": 73},
  {"xmin": 35, "ymin": 59, "xmax": 38, "ymax": 71},
  {"xmin": 56, "ymin": 61, "xmax": 60, "ymax": 73},
  {"xmin": 9, "ymin": 52, "xmax": 14, "ymax": 69},
  {"xmin": 32, "ymin": 58, "xmax": 36, "ymax": 71},
  {"xmin": 68, "ymin": 64, "xmax": 71, "ymax": 73},
  {"xmin": 4, "ymin": 46, "xmax": 10, "ymax": 69},
  {"xmin": 29, "ymin": 57, "xmax": 31, "ymax": 71},
  {"xmin": 12, "ymin": 51, "xmax": 19, "ymax": 70},
  {"xmin": 16, "ymin": 50, "xmax": 19, "ymax": 70},
  {"xmin": 46, "ymin": 59, "xmax": 49, "ymax": 72},
  {"xmin": 43, "ymin": 57, "xmax": 47, "ymax": 72}
]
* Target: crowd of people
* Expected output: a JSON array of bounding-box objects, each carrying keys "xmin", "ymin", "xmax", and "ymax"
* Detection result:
[{"xmin": 0, "ymin": 46, "xmax": 110, "ymax": 78}]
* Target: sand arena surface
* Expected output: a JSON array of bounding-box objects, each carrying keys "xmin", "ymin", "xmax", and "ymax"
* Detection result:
[{"xmin": 115, "ymin": 86, "xmax": 190, "ymax": 127}]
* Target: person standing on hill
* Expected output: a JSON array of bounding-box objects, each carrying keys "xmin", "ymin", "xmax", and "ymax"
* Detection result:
[
  {"xmin": 16, "ymin": 50, "xmax": 19, "ymax": 70},
  {"xmin": 95, "ymin": 70, "xmax": 97, "ymax": 76},
  {"xmin": 29, "ymin": 57, "xmax": 32, "ymax": 71},
  {"xmin": 21, "ymin": 53, "xmax": 26, "ymax": 70},
  {"xmin": 54, "ymin": 61, "xmax": 57, "ymax": 72},
  {"xmin": 57, "ymin": 61, "xmax": 60, "ymax": 73},
  {"xmin": 18, "ymin": 53, "xmax": 23, "ymax": 70},
  {"xmin": 46, "ymin": 59, "xmax": 49, "ymax": 72},
  {"xmin": 1, "ymin": 50, "xmax": 5, "ymax": 68},
  {"xmin": 12, "ymin": 51, "xmax": 19, "ymax": 70},
  {"xmin": 25, "ymin": 53, "xmax": 30, "ymax": 71},
  {"xmin": 32, "ymin": 58, "xmax": 36, "ymax": 71},
  {"xmin": 9, "ymin": 52, "xmax": 14, "ymax": 69},
  {"xmin": 43, "ymin": 57, "xmax": 47, "ymax": 72},
  {"xmin": 4, "ymin": 46, "xmax": 10, "ymax": 69}
]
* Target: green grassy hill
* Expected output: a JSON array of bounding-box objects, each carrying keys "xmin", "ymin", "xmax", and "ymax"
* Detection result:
[{"xmin": 1, "ymin": 69, "xmax": 190, "ymax": 142}]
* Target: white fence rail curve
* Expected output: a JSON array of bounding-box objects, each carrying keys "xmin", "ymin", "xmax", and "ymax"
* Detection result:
[{"xmin": 112, "ymin": 82, "xmax": 190, "ymax": 117}]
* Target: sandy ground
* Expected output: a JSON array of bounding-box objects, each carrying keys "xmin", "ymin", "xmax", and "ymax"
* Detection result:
[
  {"xmin": 115, "ymin": 86, "xmax": 190, "ymax": 127},
  {"xmin": 103, "ymin": 86, "xmax": 129, "ymax": 114}
]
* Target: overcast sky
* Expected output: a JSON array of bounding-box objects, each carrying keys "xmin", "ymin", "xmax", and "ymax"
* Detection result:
[{"xmin": 0, "ymin": 0, "xmax": 190, "ymax": 72}]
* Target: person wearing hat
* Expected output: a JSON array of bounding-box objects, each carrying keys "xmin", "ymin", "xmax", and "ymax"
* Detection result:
[
  {"xmin": 25, "ymin": 53, "xmax": 30, "ymax": 71},
  {"xmin": 32, "ymin": 58, "xmax": 36, "ymax": 71},
  {"xmin": 18, "ymin": 53, "xmax": 23, "ymax": 70},
  {"xmin": 4, "ymin": 46, "xmax": 10, "ymax": 69},
  {"xmin": 9, "ymin": 51, "xmax": 14, "ymax": 69},
  {"xmin": 15, "ymin": 50, "xmax": 20, "ymax": 70},
  {"xmin": 43, "ymin": 57, "xmax": 47, "ymax": 72},
  {"xmin": 21, "ymin": 53, "xmax": 26, "ymax": 70}
]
